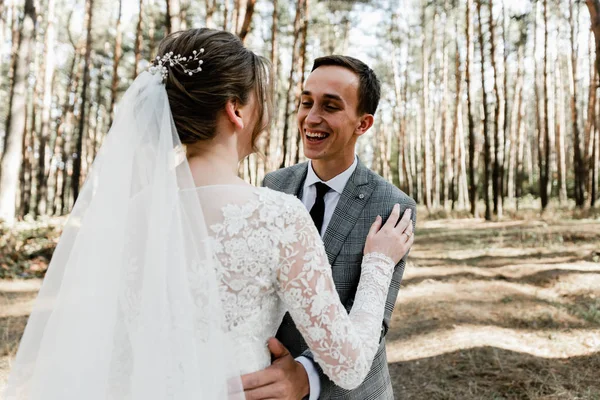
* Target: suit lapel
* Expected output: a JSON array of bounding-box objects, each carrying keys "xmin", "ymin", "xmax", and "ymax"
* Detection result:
[
  {"xmin": 275, "ymin": 163, "xmax": 308, "ymax": 197},
  {"xmin": 322, "ymin": 160, "xmax": 375, "ymax": 266}
]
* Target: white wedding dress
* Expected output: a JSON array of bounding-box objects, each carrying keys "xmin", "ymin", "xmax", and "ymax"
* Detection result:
[
  {"xmin": 195, "ymin": 185, "xmax": 394, "ymax": 388},
  {"xmin": 4, "ymin": 72, "xmax": 395, "ymax": 399}
]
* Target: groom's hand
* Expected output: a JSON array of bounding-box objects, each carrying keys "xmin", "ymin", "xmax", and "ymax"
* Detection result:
[{"xmin": 241, "ymin": 338, "xmax": 310, "ymax": 400}]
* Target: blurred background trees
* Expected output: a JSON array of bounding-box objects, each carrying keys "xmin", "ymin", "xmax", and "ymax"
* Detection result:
[{"xmin": 0, "ymin": 0, "xmax": 599, "ymax": 225}]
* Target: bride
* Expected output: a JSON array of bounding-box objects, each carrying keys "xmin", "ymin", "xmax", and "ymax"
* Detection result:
[{"xmin": 4, "ymin": 28, "xmax": 414, "ymax": 399}]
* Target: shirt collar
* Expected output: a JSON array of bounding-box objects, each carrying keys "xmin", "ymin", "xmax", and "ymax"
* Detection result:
[{"xmin": 304, "ymin": 156, "xmax": 358, "ymax": 194}]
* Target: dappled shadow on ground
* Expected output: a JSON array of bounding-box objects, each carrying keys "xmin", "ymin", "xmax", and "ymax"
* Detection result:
[
  {"xmin": 389, "ymin": 347, "xmax": 600, "ymax": 400},
  {"xmin": 388, "ymin": 218, "xmax": 600, "ymax": 399}
]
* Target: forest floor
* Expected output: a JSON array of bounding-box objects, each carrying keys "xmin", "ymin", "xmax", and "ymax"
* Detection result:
[
  {"xmin": 1, "ymin": 205, "xmax": 600, "ymax": 399},
  {"xmin": 389, "ymin": 205, "xmax": 600, "ymax": 399}
]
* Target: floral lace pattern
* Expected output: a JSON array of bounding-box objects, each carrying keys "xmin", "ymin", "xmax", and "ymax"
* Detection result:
[{"xmin": 199, "ymin": 186, "xmax": 395, "ymax": 389}]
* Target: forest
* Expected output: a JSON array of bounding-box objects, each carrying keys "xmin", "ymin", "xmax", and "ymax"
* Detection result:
[
  {"xmin": 0, "ymin": 0, "xmax": 599, "ymax": 224},
  {"xmin": 1, "ymin": 0, "xmax": 600, "ymax": 398}
]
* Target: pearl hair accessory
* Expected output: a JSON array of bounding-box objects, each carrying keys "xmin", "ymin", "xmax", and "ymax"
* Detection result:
[{"xmin": 148, "ymin": 48, "xmax": 205, "ymax": 82}]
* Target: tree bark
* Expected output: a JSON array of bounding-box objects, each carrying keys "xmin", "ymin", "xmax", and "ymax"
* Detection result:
[
  {"xmin": 293, "ymin": 0, "xmax": 309, "ymax": 165},
  {"xmin": 279, "ymin": 0, "xmax": 304, "ymax": 169},
  {"xmin": 34, "ymin": 0, "xmax": 56, "ymax": 217},
  {"xmin": 442, "ymin": 2, "xmax": 452, "ymax": 210},
  {"xmin": 0, "ymin": 0, "xmax": 35, "ymax": 225},
  {"xmin": 540, "ymin": 0, "xmax": 550, "ymax": 210},
  {"xmin": 205, "ymin": 0, "xmax": 216, "ymax": 27},
  {"xmin": 71, "ymin": 0, "xmax": 94, "ymax": 203},
  {"xmin": 488, "ymin": 0, "xmax": 504, "ymax": 218},
  {"xmin": 571, "ymin": 1, "xmax": 585, "ymax": 206},
  {"xmin": 466, "ymin": 0, "xmax": 478, "ymax": 216},
  {"xmin": 237, "ymin": 0, "xmax": 256, "ymax": 43},
  {"xmin": 508, "ymin": 37, "xmax": 525, "ymax": 202},
  {"xmin": 109, "ymin": 0, "xmax": 123, "ymax": 127},
  {"xmin": 133, "ymin": 0, "xmax": 144, "ymax": 79},
  {"xmin": 477, "ymin": 0, "xmax": 492, "ymax": 220},
  {"xmin": 556, "ymin": 55, "xmax": 568, "ymax": 204},
  {"xmin": 421, "ymin": 0, "xmax": 432, "ymax": 210}
]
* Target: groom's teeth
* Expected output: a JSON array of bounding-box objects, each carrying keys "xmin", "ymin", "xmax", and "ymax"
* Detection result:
[{"xmin": 306, "ymin": 131, "xmax": 328, "ymax": 139}]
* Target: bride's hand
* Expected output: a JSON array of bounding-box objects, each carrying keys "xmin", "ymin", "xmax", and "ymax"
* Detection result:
[{"xmin": 364, "ymin": 204, "xmax": 414, "ymax": 264}]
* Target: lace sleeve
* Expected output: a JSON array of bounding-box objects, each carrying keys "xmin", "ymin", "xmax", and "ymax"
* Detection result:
[{"xmin": 275, "ymin": 199, "xmax": 395, "ymax": 390}]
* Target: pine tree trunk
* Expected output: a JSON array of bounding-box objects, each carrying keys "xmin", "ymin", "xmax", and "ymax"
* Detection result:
[
  {"xmin": 205, "ymin": 0, "xmax": 216, "ymax": 27},
  {"xmin": 453, "ymin": 19, "xmax": 467, "ymax": 210},
  {"xmin": 133, "ymin": 0, "xmax": 144, "ymax": 79},
  {"xmin": 586, "ymin": 0, "xmax": 600, "ymax": 206},
  {"xmin": 293, "ymin": 0, "xmax": 309, "ymax": 165},
  {"xmin": 34, "ymin": 0, "xmax": 56, "ymax": 217},
  {"xmin": 501, "ymin": 0, "xmax": 509, "ymax": 202},
  {"xmin": 556, "ymin": 57, "xmax": 568, "ymax": 204},
  {"xmin": 421, "ymin": 1, "xmax": 432, "ymax": 210},
  {"xmin": 0, "ymin": 0, "xmax": 35, "ymax": 225},
  {"xmin": 165, "ymin": 0, "xmax": 172, "ymax": 34},
  {"xmin": 237, "ymin": 0, "xmax": 256, "ymax": 43},
  {"xmin": 488, "ymin": 0, "xmax": 503, "ymax": 218},
  {"xmin": 48, "ymin": 49, "xmax": 79, "ymax": 214},
  {"xmin": 91, "ymin": 63, "xmax": 104, "ymax": 163},
  {"xmin": 540, "ymin": 0, "xmax": 550, "ymax": 210},
  {"xmin": 466, "ymin": 0, "xmax": 478, "ymax": 216},
  {"xmin": 109, "ymin": 0, "xmax": 123, "ymax": 126},
  {"xmin": 442, "ymin": 4, "xmax": 452, "ymax": 210},
  {"xmin": 279, "ymin": 0, "xmax": 304, "ymax": 169},
  {"xmin": 402, "ymin": 52, "xmax": 413, "ymax": 198},
  {"xmin": 71, "ymin": 0, "xmax": 94, "ymax": 203},
  {"xmin": 477, "ymin": 0, "xmax": 492, "ymax": 220},
  {"xmin": 508, "ymin": 40, "xmax": 524, "ymax": 201},
  {"xmin": 571, "ymin": 1, "xmax": 585, "ymax": 206},
  {"xmin": 263, "ymin": 0, "xmax": 277, "ymax": 172}
]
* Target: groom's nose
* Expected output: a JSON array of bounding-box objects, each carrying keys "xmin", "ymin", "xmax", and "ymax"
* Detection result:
[{"xmin": 305, "ymin": 106, "xmax": 322, "ymax": 126}]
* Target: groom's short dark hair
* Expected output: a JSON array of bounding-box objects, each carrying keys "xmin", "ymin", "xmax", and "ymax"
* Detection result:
[{"xmin": 311, "ymin": 55, "xmax": 381, "ymax": 116}]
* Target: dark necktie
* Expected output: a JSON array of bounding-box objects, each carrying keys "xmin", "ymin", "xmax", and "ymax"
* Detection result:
[{"xmin": 309, "ymin": 182, "xmax": 331, "ymax": 234}]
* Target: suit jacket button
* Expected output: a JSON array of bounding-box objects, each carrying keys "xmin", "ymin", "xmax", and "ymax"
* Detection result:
[{"xmin": 358, "ymin": 193, "xmax": 365, "ymax": 199}]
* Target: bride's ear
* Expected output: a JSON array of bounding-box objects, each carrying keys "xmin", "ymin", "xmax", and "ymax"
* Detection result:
[{"xmin": 224, "ymin": 99, "xmax": 245, "ymax": 130}]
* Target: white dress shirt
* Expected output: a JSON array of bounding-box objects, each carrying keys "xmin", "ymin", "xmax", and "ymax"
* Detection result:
[{"xmin": 295, "ymin": 156, "xmax": 358, "ymax": 399}]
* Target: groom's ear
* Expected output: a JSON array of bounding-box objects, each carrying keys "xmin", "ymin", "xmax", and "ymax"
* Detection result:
[
  {"xmin": 224, "ymin": 99, "xmax": 245, "ymax": 130},
  {"xmin": 354, "ymin": 114, "xmax": 374, "ymax": 137}
]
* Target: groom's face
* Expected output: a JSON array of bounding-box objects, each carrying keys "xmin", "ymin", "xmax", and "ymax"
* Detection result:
[{"xmin": 297, "ymin": 66, "xmax": 366, "ymax": 164}]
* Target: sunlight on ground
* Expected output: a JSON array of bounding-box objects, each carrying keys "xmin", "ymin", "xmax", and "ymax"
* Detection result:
[
  {"xmin": 387, "ymin": 325, "xmax": 600, "ymax": 362},
  {"xmin": 389, "ymin": 218, "xmax": 600, "ymax": 398}
]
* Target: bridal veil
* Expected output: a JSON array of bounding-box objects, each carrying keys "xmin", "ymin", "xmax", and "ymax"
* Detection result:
[{"xmin": 4, "ymin": 71, "xmax": 243, "ymax": 399}]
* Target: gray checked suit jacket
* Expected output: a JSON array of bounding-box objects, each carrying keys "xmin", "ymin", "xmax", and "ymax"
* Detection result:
[{"xmin": 263, "ymin": 159, "xmax": 416, "ymax": 400}]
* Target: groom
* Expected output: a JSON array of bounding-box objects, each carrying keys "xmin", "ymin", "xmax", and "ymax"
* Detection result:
[{"xmin": 242, "ymin": 56, "xmax": 416, "ymax": 399}]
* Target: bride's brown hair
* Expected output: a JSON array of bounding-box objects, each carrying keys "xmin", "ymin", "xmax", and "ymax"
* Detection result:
[{"xmin": 156, "ymin": 28, "xmax": 272, "ymax": 150}]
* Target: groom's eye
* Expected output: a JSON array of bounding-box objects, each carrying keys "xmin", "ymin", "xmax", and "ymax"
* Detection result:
[{"xmin": 301, "ymin": 101, "xmax": 312, "ymax": 107}]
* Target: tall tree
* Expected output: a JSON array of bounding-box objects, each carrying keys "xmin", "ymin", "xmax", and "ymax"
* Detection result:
[
  {"xmin": 133, "ymin": 0, "xmax": 144, "ymax": 79},
  {"xmin": 71, "ymin": 0, "xmax": 94, "ymax": 202},
  {"xmin": 572, "ymin": 1, "xmax": 585, "ymax": 206},
  {"xmin": 279, "ymin": 0, "xmax": 306, "ymax": 168},
  {"xmin": 466, "ymin": 0, "xmax": 478, "ymax": 216},
  {"xmin": 488, "ymin": 0, "xmax": 504, "ymax": 218},
  {"xmin": 477, "ymin": 0, "xmax": 492, "ymax": 220},
  {"xmin": 237, "ymin": 0, "xmax": 256, "ymax": 43},
  {"xmin": 109, "ymin": 0, "xmax": 123, "ymax": 126},
  {"xmin": 34, "ymin": 0, "xmax": 57, "ymax": 216},
  {"xmin": 539, "ymin": 0, "xmax": 551, "ymax": 210},
  {"xmin": 421, "ymin": 0, "xmax": 432, "ymax": 210},
  {"xmin": 0, "ymin": 0, "xmax": 36, "ymax": 225}
]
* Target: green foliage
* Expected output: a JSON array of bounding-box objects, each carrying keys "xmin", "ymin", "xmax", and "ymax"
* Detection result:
[{"xmin": 0, "ymin": 219, "xmax": 63, "ymax": 279}]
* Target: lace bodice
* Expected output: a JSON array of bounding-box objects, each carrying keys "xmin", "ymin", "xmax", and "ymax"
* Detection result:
[{"xmin": 196, "ymin": 185, "xmax": 395, "ymax": 390}]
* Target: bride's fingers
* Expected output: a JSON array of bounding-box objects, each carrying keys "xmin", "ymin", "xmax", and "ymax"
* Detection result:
[
  {"xmin": 382, "ymin": 204, "xmax": 401, "ymax": 231},
  {"xmin": 367, "ymin": 215, "xmax": 383, "ymax": 239},
  {"xmin": 404, "ymin": 220, "xmax": 414, "ymax": 236},
  {"xmin": 394, "ymin": 208, "xmax": 412, "ymax": 233}
]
